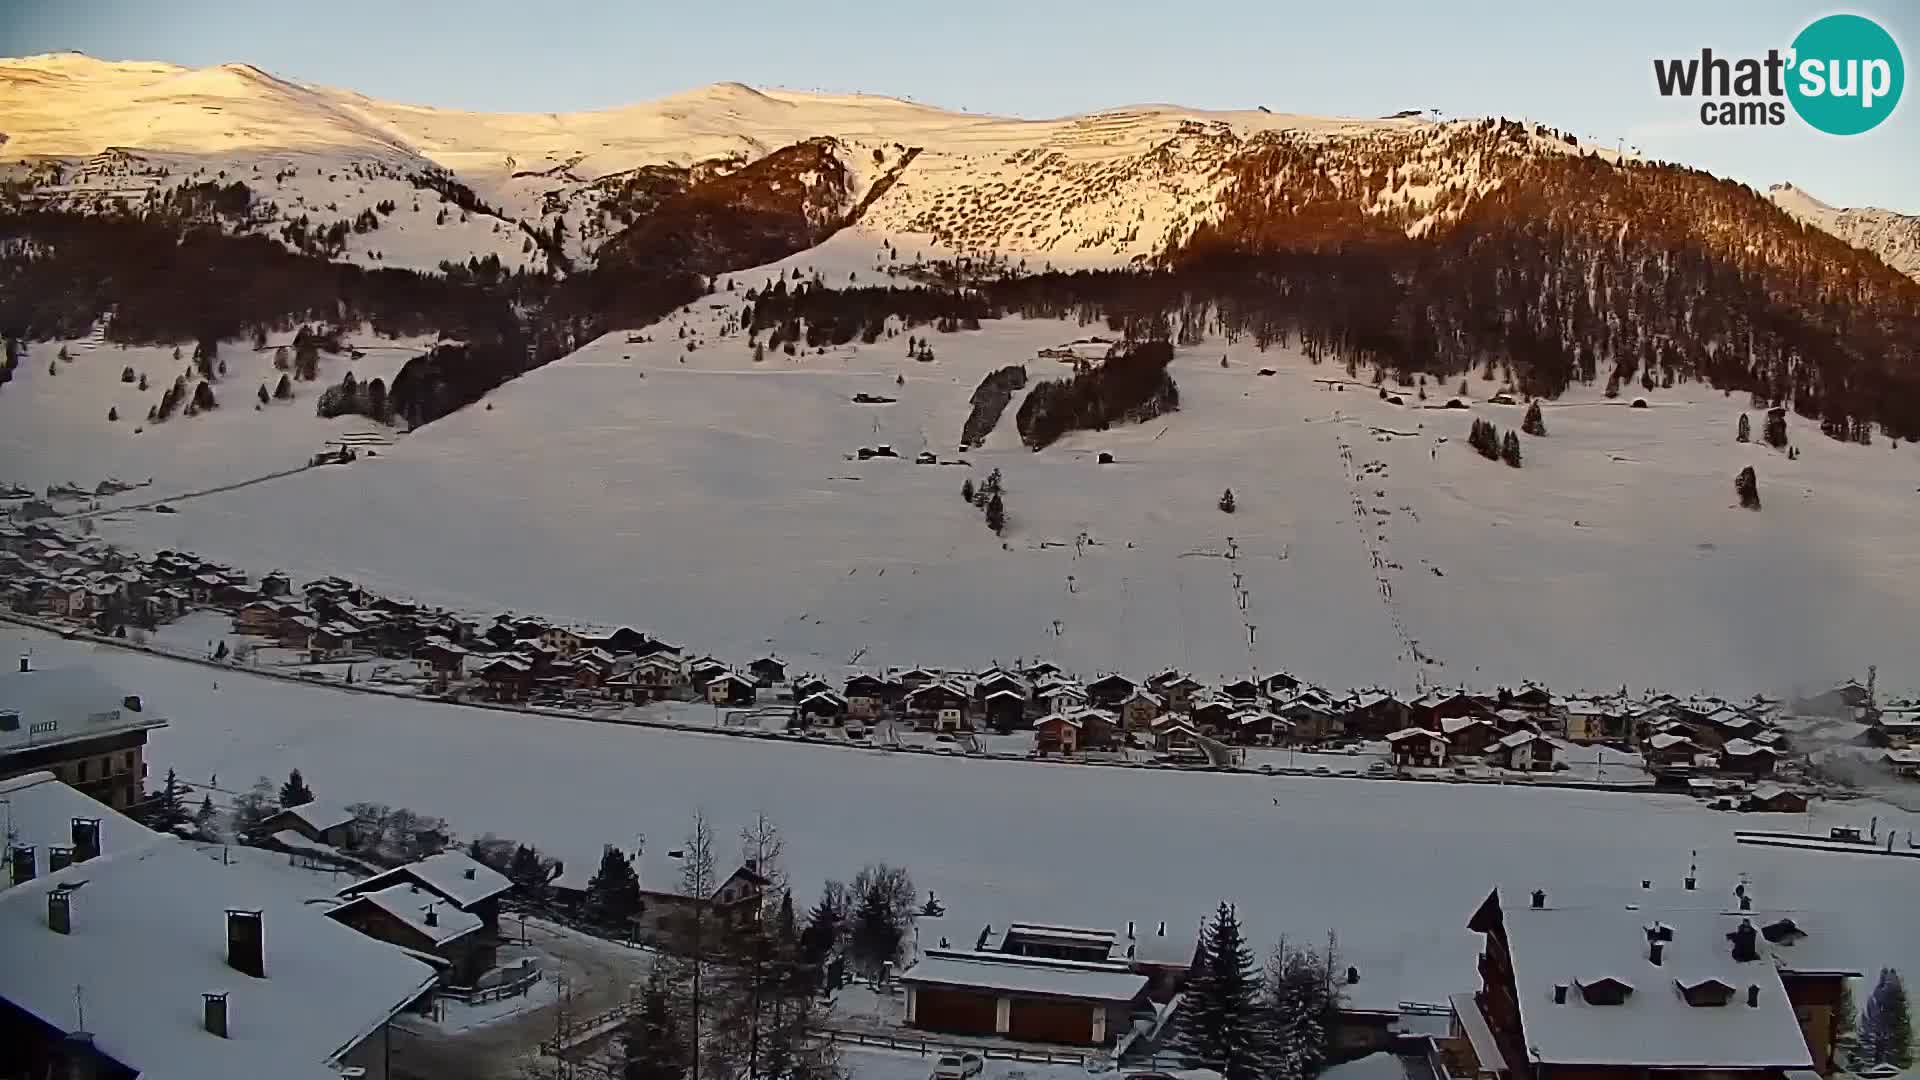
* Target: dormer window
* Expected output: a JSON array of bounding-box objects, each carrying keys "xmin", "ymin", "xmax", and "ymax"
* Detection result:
[
  {"xmin": 1676, "ymin": 977, "xmax": 1737, "ymax": 1007},
  {"xmin": 1760, "ymin": 918, "xmax": 1805, "ymax": 945},
  {"xmin": 1578, "ymin": 977, "xmax": 1635, "ymax": 1005}
]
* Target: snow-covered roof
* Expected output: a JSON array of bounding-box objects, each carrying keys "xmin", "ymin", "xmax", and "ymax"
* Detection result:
[
  {"xmin": 1649, "ymin": 733, "xmax": 1695, "ymax": 750},
  {"xmin": 263, "ymin": 801, "xmax": 355, "ymax": 834},
  {"xmin": 1493, "ymin": 894, "xmax": 1817, "ymax": 1068},
  {"xmin": 1386, "ymin": 727, "xmax": 1446, "ymax": 743},
  {"xmin": 341, "ymin": 850, "xmax": 510, "ymax": 910},
  {"xmin": 332, "ymin": 883, "xmax": 483, "ymax": 947},
  {"xmin": 0, "ymin": 771, "xmax": 153, "ymax": 886},
  {"xmin": 1442, "ymin": 716, "xmax": 1493, "ymax": 735},
  {"xmin": 0, "ymin": 664, "xmax": 167, "ymax": 754},
  {"xmin": 1721, "ymin": 739, "xmax": 1773, "ymax": 758},
  {"xmin": 1496, "ymin": 730, "xmax": 1548, "ymax": 750},
  {"xmin": 901, "ymin": 951, "xmax": 1149, "ymax": 1002},
  {"xmin": 0, "ymin": 840, "xmax": 437, "ymax": 1080}
]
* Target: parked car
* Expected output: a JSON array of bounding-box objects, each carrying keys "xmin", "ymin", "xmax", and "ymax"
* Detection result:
[
  {"xmin": 1367, "ymin": 761, "xmax": 1388, "ymax": 776},
  {"xmin": 1312, "ymin": 765, "xmax": 1333, "ymax": 776},
  {"xmin": 930, "ymin": 1053, "xmax": 985, "ymax": 1080},
  {"xmin": 1856, "ymin": 1066, "xmax": 1900, "ymax": 1080}
]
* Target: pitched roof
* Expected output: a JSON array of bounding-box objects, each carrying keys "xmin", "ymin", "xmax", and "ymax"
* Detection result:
[
  {"xmin": 262, "ymin": 801, "xmax": 355, "ymax": 834},
  {"xmin": 0, "ymin": 772, "xmax": 153, "ymax": 886},
  {"xmin": 331, "ymin": 883, "xmax": 483, "ymax": 948},
  {"xmin": 1489, "ymin": 893, "xmax": 1817, "ymax": 1069},
  {"xmin": 1386, "ymin": 727, "xmax": 1447, "ymax": 743},
  {"xmin": 0, "ymin": 665, "xmax": 167, "ymax": 755},
  {"xmin": 341, "ymin": 851, "xmax": 511, "ymax": 910},
  {"xmin": 0, "ymin": 840, "xmax": 437, "ymax": 1080}
]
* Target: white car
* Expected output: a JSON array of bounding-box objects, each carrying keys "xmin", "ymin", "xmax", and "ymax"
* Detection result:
[
  {"xmin": 930, "ymin": 1052, "xmax": 985, "ymax": 1080},
  {"xmin": 1856, "ymin": 1065, "xmax": 1901, "ymax": 1079}
]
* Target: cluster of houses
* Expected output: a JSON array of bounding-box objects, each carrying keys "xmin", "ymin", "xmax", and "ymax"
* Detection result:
[{"xmin": 6, "ymin": 521, "xmax": 1915, "ymax": 790}]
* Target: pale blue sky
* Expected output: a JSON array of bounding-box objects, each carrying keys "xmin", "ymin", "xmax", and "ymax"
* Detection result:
[{"xmin": 6, "ymin": 0, "xmax": 1916, "ymax": 210}]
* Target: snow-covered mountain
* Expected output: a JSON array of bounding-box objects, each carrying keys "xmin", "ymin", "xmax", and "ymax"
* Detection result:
[
  {"xmin": 0, "ymin": 52, "xmax": 1556, "ymax": 272},
  {"xmin": 6, "ymin": 52, "xmax": 1917, "ymax": 283},
  {"xmin": 1769, "ymin": 183, "xmax": 1920, "ymax": 282}
]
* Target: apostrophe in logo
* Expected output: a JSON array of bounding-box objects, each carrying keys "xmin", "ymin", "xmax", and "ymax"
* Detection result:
[
  {"xmin": 1651, "ymin": 13, "xmax": 1903, "ymax": 133},
  {"xmin": 1787, "ymin": 14, "xmax": 1903, "ymax": 134}
]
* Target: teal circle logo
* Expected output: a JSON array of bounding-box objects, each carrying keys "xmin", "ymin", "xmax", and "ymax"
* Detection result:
[{"xmin": 1787, "ymin": 14, "xmax": 1903, "ymax": 134}]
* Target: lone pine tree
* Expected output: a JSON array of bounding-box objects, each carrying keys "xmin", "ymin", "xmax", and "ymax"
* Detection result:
[
  {"xmin": 1501, "ymin": 430, "xmax": 1522, "ymax": 467},
  {"xmin": 1737, "ymin": 412, "xmax": 1751, "ymax": 443},
  {"xmin": 1219, "ymin": 488, "xmax": 1237, "ymax": 513},
  {"xmin": 1175, "ymin": 902, "xmax": 1269, "ymax": 1080},
  {"xmin": 1736, "ymin": 465, "xmax": 1760, "ymax": 509}
]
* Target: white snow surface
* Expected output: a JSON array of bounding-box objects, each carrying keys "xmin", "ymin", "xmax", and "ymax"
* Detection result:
[
  {"xmin": 1769, "ymin": 183, "xmax": 1920, "ymax": 283},
  {"xmin": 50, "ymin": 311, "xmax": 1920, "ymax": 700},
  {"xmin": 0, "ymin": 771, "xmax": 152, "ymax": 884},
  {"xmin": 0, "ymin": 835, "xmax": 437, "ymax": 1080},
  {"xmin": 6, "ymin": 628, "xmax": 1917, "ymax": 1012},
  {"xmin": 0, "ymin": 52, "xmax": 1475, "ymax": 268}
]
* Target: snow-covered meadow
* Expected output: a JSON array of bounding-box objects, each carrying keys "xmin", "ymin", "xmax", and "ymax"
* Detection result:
[
  {"xmin": 33, "ymin": 281, "xmax": 1919, "ymax": 698},
  {"xmin": 6, "ymin": 627, "xmax": 1915, "ymax": 1009}
]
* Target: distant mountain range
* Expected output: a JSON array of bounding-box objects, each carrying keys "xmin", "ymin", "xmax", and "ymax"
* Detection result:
[{"xmin": 2, "ymin": 52, "xmax": 1916, "ymax": 440}]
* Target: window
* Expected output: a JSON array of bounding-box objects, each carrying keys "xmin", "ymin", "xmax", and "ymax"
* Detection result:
[
  {"xmin": 123, "ymin": 752, "xmax": 134, "ymax": 772},
  {"xmin": 77, "ymin": 758, "xmax": 90, "ymax": 782}
]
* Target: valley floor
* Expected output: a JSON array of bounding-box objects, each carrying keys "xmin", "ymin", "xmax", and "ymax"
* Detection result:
[{"xmin": 6, "ymin": 625, "xmax": 1916, "ymax": 1014}]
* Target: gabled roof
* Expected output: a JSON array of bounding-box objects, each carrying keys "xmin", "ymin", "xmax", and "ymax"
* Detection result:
[
  {"xmin": 341, "ymin": 851, "xmax": 511, "ymax": 910},
  {"xmin": 262, "ymin": 801, "xmax": 355, "ymax": 834},
  {"xmin": 1721, "ymin": 738, "xmax": 1775, "ymax": 758},
  {"xmin": 1035, "ymin": 712, "xmax": 1084, "ymax": 730},
  {"xmin": 0, "ymin": 840, "xmax": 437, "ymax": 1080},
  {"xmin": 331, "ymin": 883, "xmax": 483, "ymax": 948},
  {"xmin": 1386, "ymin": 727, "xmax": 1447, "ymax": 743}
]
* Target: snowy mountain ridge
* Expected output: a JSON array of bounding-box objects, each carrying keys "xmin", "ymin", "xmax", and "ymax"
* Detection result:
[
  {"xmin": 1768, "ymin": 182, "xmax": 1920, "ymax": 282},
  {"xmin": 0, "ymin": 51, "xmax": 1588, "ymax": 272}
]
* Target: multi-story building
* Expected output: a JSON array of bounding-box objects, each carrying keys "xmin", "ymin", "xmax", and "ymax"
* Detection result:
[
  {"xmin": 1, "ymin": 660, "xmax": 168, "ymax": 811},
  {"xmin": 1452, "ymin": 882, "xmax": 1859, "ymax": 1080}
]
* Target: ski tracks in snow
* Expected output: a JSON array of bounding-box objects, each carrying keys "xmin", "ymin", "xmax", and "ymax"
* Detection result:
[{"xmin": 1332, "ymin": 419, "xmax": 1438, "ymax": 690}]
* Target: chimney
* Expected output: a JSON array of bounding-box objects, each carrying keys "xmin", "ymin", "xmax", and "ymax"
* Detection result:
[
  {"xmin": 49, "ymin": 886, "xmax": 73, "ymax": 934},
  {"xmin": 1531, "ymin": 889, "xmax": 1546, "ymax": 909},
  {"xmin": 226, "ymin": 910, "xmax": 265, "ymax": 978},
  {"xmin": 1739, "ymin": 894, "xmax": 1752, "ymax": 911},
  {"xmin": 424, "ymin": 905, "xmax": 439, "ymax": 928},
  {"xmin": 1553, "ymin": 983, "xmax": 1568, "ymax": 1004},
  {"xmin": 71, "ymin": 819, "xmax": 100, "ymax": 863},
  {"xmin": 1127, "ymin": 920, "xmax": 1135, "ymax": 939},
  {"xmin": 1347, "ymin": 966, "xmax": 1361, "ymax": 985},
  {"xmin": 202, "ymin": 993, "xmax": 228, "ymax": 1038},
  {"xmin": 18, "ymin": 656, "xmax": 29, "ymax": 673},
  {"xmin": 1729, "ymin": 919, "xmax": 1759, "ymax": 963},
  {"xmin": 464, "ymin": 867, "xmax": 476, "ymax": 881},
  {"xmin": 1684, "ymin": 875, "xmax": 1697, "ymax": 891},
  {"xmin": 62, "ymin": 1030, "xmax": 96, "ymax": 1080},
  {"xmin": 10, "ymin": 845, "xmax": 35, "ymax": 885},
  {"xmin": 1649, "ymin": 940, "xmax": 1665, "ymax": 966},
  {"xmin": 48, "ymin": 846, "xmax": 74, "ymax": 873},
  {"xmin": 1157, "ymin": 920, "xmax": 1166, "ymax": 937},
  {"xmin": 1641, "ymin": 879, "xmax": 1651, "ymax": 890},
  {"xmin": 1746, "ymin": 984, "xmax": 1760, "ymax": 1007}
]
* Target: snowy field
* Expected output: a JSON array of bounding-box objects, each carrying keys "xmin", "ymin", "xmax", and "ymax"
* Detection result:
[
  {"xmin": 9, "ymin": 628, "xmax": 1916, "ymax": 1009},
  {"xmin": 0, "ymin": 325, "xmax": 428, "ymax": 494},
  {"xmin": 37, "ymin": 299, "xmax": 1920, "ymax": 698}
]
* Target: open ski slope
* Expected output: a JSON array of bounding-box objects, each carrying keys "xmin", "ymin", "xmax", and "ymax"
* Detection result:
[
  {"xmin": 47, "ymin": 280, "xmax": 1920, "ymax": 698},
  {"xmin": 7, "ymin": 626, "xmax": 1916, "ymax": 1009}
]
